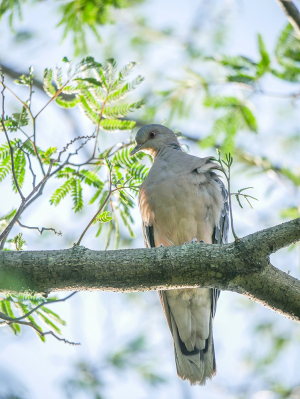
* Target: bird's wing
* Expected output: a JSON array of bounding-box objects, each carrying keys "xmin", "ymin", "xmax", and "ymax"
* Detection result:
[
  {"xmin": 142, "ymin": 222, "xmax": 174, "ymax": 333},
  {"xmin": 211, "ymin": 176, "xmax": 229, "ymax": 317}
]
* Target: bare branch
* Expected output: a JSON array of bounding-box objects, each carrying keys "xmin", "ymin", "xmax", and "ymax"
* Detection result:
[
  {"xmin": 55, "ymin": 134, "xmax": 95, "ymax": 163},
  {"xmin": 7, "ymin": 319, "xmax": 79, "ymax": 345},
  {"xmin": 16, "ymin": 220, "xmax": 62, "ymax": 236}
]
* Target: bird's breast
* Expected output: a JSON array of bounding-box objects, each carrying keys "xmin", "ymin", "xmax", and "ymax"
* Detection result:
[{"xmin": 139, "ymin": 171, "xmax": 222, "ymax": 246}]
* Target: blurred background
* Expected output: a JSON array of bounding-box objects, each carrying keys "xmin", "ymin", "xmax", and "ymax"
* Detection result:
[{"xmin": 0, "ymin": 0, "xmax": 300, "ymax": 398}]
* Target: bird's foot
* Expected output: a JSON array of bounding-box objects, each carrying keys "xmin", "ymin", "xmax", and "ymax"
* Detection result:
[{"xmin": 184, "ymin": 238, "xmax": 204, "ymax": 244}]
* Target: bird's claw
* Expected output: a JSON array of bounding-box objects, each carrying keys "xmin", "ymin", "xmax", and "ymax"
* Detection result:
[{"xmin": 184, "ymin": 238, "xmax": 204, "ymax": 245}]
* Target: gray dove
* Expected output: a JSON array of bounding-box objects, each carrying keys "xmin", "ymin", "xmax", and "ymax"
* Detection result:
[{"xmin": 130, "ymin": 124, "xmax": 229, "ymax": 385}]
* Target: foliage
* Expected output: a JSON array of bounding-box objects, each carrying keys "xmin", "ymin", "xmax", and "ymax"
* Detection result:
[
  {"xmin": 1, "ymin": 4, "xmax": 300, "ymax": 398},
  {"xmin": 0, "ymin": 233, "xmax": 68, "ymax": 340},
  {"xmin": 0, "ymin": 56, "xmax": 145, "ymax": 342},
  {"xmin": 0, "ymin": 292, "xmax": 67, "ymax": 341},
  {"xmin": 0, "ymin": 0, "xmax": 144, "ymax": 55}
]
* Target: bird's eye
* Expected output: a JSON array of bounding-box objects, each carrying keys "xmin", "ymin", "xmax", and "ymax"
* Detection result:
[{"xmin": 149, "ymin": 131, "xmax": 156, "ymax": 139}]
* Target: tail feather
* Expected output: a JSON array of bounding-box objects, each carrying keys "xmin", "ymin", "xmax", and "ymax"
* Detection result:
[{"xmin": 171, "ymin": 315, "xmax": 216, "ymax": 385}]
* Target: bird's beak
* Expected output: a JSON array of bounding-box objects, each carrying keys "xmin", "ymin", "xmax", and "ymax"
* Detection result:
[{"xmin": 130, "ymin": 144, "xmax": 142, "ymax": 156}]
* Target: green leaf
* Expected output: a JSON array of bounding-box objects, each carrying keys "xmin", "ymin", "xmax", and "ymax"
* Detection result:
[
  {"xmin": 75, "ymin": 77, "xmax": 104, "ymax": 88},
  {"xmin": 107, "ymin": 76, "xmax": 145, "ymax": 103},
  {"xmin": 50, "ymin": 178, "xmax": 75, "ymax": 206},
  {"xmin": 0, "ymin": 208, "xmax": 17, "ymax": 223},
  {"xmin": 13, "ymin": 66, "xmax": 34, "ymax": 86},
  {"xmin": 36, "ymin": 310, "xmax": 62, "ymax": 334},
  {"xmin": 0, "ymin": 155, "xmax": 11, "ymax": 182},
  {"xmin": 54, "ymin": 67, "xmax": 63, "ymax": 89},
  {"xmin": 71, "ymin": 179, "xmax": 83, "ymax": 213},
  {"xmin": 78, "ymin": 95, "xmax": 99, "ymax": 124},
  {"xmin": 39, "ymin": 146, "xmax": 57, "ymax": 164},
  {"xmin": 111, "ymin": 61, "xmax": 137, "ymax": 91},
  {"xmin": 280, "ymin": 207, "xmax": 300, "ymax": 219},
  {"xmin": 80, "ymin": 169, "xmax": 104, "ymax": 189},
  {"xmin": 40, "ymin": 307, "xmax": 66, "ymax": 326},
  {"xmin": 89, "ymin": 187, "xmax": 104, "ymax": 205},
  {"xmin": 0, "ymin": 300, "xmax": 21, "ymax": 335},
  {"xmin": 43, "ymin": 68, "xmax": 56, "ymax": 97},
  {"xmin": 55, "ymin": 96, "xmax": 79, "ymax": 109},
  {"xmin": 205, "ymin": 55, "xmax": 256, "ymax": 71},
  {"xmin": 100, "ymin": 119, "xmax": 136, "ymax": 132},
  {"xmin": 257, "ymin": 33, "xmax": 270, "ymax": 69},
  {"xmin": 240, "ymin": 105, "xmax": 258, "ymax": 132},
  {"xmin": 0, "ymin": 142, "xmax": 11, "ymax": 160},
  {"xmin": 103, "ymin": 100, "xmax": 145, "ymax": 118},
  {"xmin": 227, "ymin": 74, "xmax": 256, "ymax": 84},
  {"xmin": 12, "ymin": 149, "xmax": 26, "ymax": 191},
  {"xmin": 204, "ymin": 96, "xmax": 240, "ymax": 108},
  {"xmin": 95, "ymin": 211, "xmax": 113, "ymax": 223}
]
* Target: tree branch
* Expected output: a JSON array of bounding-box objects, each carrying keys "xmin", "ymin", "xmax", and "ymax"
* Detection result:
[
  {"xmin": 0, "ymin": 218, "xmax": 299, "ymax": 322},
  {"xmin": 275, "ymin": 0, "xmax": 300, "ymax": 37},
  {"xmin": 0, "ymin": 292, "xmax": 76, "ymax": 323},
  {"xmin": 16, "ymin": 220, "xmax": 62, "ymax": 236}
]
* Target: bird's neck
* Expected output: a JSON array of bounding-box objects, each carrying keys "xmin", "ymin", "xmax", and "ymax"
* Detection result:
[{"xmin": 152, "ymin": 143, "xmax": 182, "ymax": 161}]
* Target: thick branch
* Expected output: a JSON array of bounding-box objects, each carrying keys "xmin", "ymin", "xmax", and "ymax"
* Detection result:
[{"xmin": 0, "ymin": 218, "xmax": 299, "ymax": 322}]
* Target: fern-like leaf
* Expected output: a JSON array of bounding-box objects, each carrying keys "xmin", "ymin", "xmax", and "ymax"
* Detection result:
[
  {"xmin": 43, "ymin": 68, "xmax": 56, "ymax": 97},
  {"xmin": 50, "ymin": 178, "xmax": 75, "ymax": 206}
]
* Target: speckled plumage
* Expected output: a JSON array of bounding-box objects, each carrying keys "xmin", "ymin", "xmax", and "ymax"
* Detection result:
[{"xmin": 131, "ymin": 124, "xmax": 229, "ymax": 385}]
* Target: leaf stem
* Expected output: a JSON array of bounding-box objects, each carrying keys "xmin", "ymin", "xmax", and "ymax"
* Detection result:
[{"xmin": 76, "ymin": 164, "xmax": 112, "ymax": 246}]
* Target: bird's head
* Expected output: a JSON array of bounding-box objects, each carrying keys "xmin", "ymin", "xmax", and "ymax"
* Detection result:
[{"xmin": 130, "ymin": 124, "xmax": 181, "ymax": 157}]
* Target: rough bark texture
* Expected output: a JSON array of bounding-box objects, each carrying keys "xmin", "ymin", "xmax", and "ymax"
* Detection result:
[{"xmin": 0, "ymin": 218, "xmax": 300, "ymax": 322}]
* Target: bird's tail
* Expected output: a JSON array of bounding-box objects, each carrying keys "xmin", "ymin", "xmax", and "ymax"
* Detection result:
[{"xmin": 171, "ymin": 315, "xmax": 216, "ymax": 385}]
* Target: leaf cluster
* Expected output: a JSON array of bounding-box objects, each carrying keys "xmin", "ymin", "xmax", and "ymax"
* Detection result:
[
  {"xmin": 0, "ymin": 0, "xmax": 144, "ymax": 55},
  {"xmin": 0, "ymin": 293, "xmax": 66, "ymax": 340}
]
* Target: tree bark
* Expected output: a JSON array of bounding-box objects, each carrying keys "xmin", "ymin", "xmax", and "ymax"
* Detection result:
[{"xmin": 0, "ymin": 218, "xmax": 300, "ymax": 322}]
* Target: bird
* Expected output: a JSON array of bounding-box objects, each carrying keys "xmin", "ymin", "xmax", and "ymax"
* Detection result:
[{"xmin": 130, "ymin": 124, "xmax": 229, "ymax": 385}]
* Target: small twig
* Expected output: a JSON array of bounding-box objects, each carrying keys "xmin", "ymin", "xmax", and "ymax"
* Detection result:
[
  {"xmin": 1, "ymin": 75, "xmax": 25, "ymax": 201},
  {"xmin": 9, "ymin": 320, "xmax": 80, "ymax": 345},
  {"xmin": 92, "ymin": 86, "xmax": 110, "ymax": 158},
  {"xmin": 16, "ymin": 220, "xmax": 62, "ymax": 236},
  {"xmin": 76, "ymin": 164, "xmax": 112, "ymax": 246},
  {"xmin": 55, "ymin": 134, "xmax": 95, "ymax": 163},
  {"xmin": 0, "ymin": 292, "xmax": 76, "ymax": 323},
  {"xmin": 226, "ymin": 157, "xmax": 239, "ymax": 242},
  {"xmin": 216, "ymin": 151, "xmax": 239, "ymax": 242},
  {"xmin": 34, "ymin": 73, "xmax": 77, "ymax": 119},
  {"xmin": 33, "ymin": 118, "xmax": 45, "ymax": 176},
  {"xmin": 231, "ymin": 192, "xmax": 258, "ymax": 200},
  {"xmin": 0, "ymin": 81, "xmax": 32, "ymax": 116}
]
